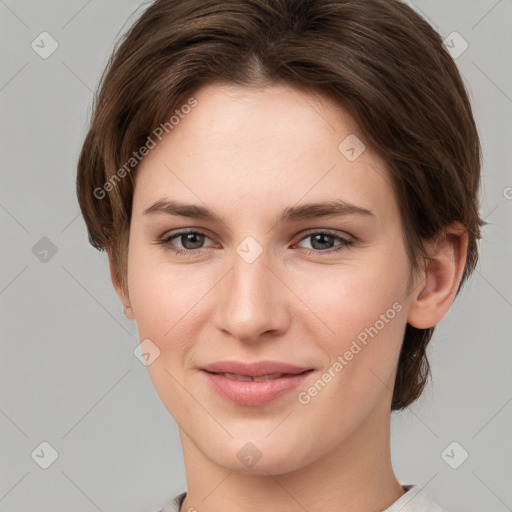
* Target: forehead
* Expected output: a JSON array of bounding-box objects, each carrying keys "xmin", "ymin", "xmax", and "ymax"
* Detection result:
[{"xmin": 133, "ymin": 82, "xmax": 397, "ymax": 226}]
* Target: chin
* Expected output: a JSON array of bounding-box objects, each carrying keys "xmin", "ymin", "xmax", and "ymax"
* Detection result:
[{"xmin": 200, "ymin": 434, "xmax": 316, "ymax": 476}]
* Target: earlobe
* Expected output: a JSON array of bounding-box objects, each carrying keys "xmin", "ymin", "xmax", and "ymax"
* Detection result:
[
  {"xmin": 122, "ymin": 304, "xmax": 134, "ymax": 319},
  {"xmin": 107, "ymin": 251, "xmax": 134, "ymax": 321},
  {"xmin": 407, "ymin": 223, "xmax": 468, "ymax": 330}
]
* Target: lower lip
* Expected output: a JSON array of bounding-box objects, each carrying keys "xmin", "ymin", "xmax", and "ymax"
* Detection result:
[{"xmin": 201, "ymin": 370, "xmax": 313, "ymax": 407}]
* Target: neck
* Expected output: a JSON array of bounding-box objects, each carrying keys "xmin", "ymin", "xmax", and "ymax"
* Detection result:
[{"xmin": 177, "ymin": 401, "xmax": 403, "ymax": 512}]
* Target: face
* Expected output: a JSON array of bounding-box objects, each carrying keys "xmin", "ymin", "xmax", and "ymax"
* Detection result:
[{"xmin": 119, "ymin": 82, "xmax": 415, "ymax": 475}]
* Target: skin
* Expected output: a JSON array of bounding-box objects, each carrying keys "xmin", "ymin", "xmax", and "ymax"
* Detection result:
[{"xmin": 109, "ymin": 82, "xmax": 468, "ymax": 512}]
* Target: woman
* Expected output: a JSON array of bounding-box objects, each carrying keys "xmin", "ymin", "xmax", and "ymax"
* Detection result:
[{"xmin": 77, "ymin": 1, "xmax": 483, "ymax": 510}]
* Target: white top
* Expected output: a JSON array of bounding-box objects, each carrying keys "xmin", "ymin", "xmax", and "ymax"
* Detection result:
[{"xmin": 158, "ymin": 484, "xmax": 449, "ymax": 511}]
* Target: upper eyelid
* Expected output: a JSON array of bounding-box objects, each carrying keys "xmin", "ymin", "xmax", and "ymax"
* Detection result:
[{"xmin": 162, "ymin": 228, "xmax": 216, "ymax": 243}]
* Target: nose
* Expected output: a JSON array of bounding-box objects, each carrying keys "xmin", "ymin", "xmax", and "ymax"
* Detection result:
[{"xmin": 213, "ymin": 246, "xmax": 291, "ymax": 343}]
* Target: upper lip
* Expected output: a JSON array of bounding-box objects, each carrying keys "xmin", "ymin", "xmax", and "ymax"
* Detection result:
[{"xmin": 201, "ymin": 360, "xmax": 312, "ymax": 377}]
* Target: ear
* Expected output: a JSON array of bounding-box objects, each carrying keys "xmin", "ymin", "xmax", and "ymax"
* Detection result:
[
  {"xmin": 407, "ymin": 222, "xmax": 468, "ymax": 329},
  {"xmin": 107, "ymin": 251, "xmax": 134, "ymax": 321}
]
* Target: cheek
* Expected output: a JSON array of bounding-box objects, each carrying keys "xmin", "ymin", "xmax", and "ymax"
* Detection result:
[
  {"xmin": 295, "ymin": 248, "xmax": 409, "ymax": 343},
  {"xmin": 126, "ymin": 244, "xmax": 209, "ymax": 410},
  {"xmin": 293, "ymin": 245, "xmax": 409, "ymax": 401},
  {"xmin": 129, "ymin": 265, "xmax": 200, "ymax": 338},
  {"xmin": 126, "ymin": 241, "xmax": 219, "ymax": 353}
]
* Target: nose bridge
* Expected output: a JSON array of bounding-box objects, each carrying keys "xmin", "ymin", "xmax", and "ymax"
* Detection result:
[{"xmin": 213, "ymin": 241, "xmax": 289, "ymax": 341}]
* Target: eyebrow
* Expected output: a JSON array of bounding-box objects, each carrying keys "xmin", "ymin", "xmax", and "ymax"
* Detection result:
[{"xmin": 142, "ymin": 198, "xmax": 375, "ymax": 223}]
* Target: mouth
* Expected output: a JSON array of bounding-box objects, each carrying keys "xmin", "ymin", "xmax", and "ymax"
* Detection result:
[
  {"xmin": 200, "ymin": 367, "xmax": 315, "ymax": 407},
  {"xmin": 204, "ymin": 370, "xmax": 313, "ymax": 381},
  {"xmin": 201, "ymin": 359, "xmax": 313, "ymax": 377}
]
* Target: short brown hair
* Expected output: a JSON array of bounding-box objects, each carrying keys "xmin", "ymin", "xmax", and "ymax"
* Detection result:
[{"xmin": 76, "ymin": 0, "xmax": 484, "ymax": 410}]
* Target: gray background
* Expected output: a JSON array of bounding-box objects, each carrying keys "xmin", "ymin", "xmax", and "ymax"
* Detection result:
[{"xmin": 1, "ymin": 1, "xmax": 511, "ymax": 511}]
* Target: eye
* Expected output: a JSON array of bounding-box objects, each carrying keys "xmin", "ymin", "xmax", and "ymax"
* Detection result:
[
  {"xmin": 157, "ymin": 229, "xmax": 354, "ymax": 256},
  {"xmin": 296, "ymin": 230, "xmax": 353, "ymax": 254},
  {"xmin": 158, "ymin": 229, "xmax": 214, "ymax": 254}
]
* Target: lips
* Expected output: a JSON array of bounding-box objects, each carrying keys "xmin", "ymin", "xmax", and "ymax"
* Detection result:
[
  {"xmin": 215, "ymin": 372, "xmax": 297, "ymax": 381},
  {"xmin": 200, "ymin": 360, "xmax": 314, "ymax": 406},
  {"xmin": 201, "ymin": 360, "xmax": 311, "ymax": 378}
]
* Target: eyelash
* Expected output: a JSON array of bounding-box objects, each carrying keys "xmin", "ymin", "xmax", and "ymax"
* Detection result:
[{"xmin": 156, "ymin": 229, "xmax": 354, "ymax": 256}]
